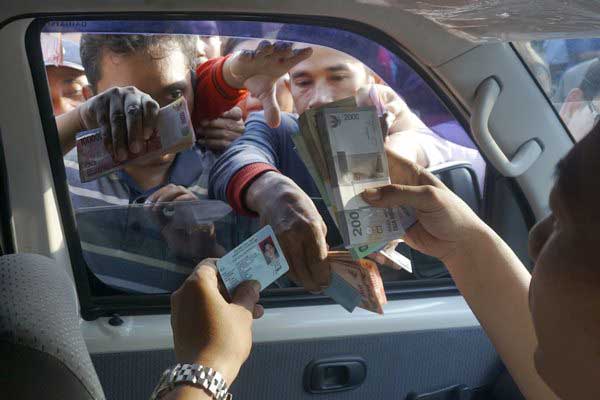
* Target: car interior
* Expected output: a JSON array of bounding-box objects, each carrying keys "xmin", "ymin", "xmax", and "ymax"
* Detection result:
[{"xmin": 0, "ymin": 1, "xmax": 588, "ymax": 399}]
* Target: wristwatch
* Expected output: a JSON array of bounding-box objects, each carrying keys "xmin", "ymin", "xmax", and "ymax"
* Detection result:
[{"xmin": 150, "ymin": 363, "xmax": 232, "ymax": 400}]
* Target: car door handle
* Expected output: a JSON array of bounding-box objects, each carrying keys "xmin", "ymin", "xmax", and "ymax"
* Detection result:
[{"xmin": 303, "ymin": 356, "xmax": 367, "ymax": 394}]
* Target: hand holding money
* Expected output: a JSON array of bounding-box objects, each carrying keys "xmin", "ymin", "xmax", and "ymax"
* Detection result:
[
  {"xmin": 215, "ymin": 225, "xmax": 387, "ymax": 315},
  {"xmin": 244, "ymin": 171, "xmax": 329, "ymax": 292},
  {"xmin": 78, "ymin": 86, "xmax": 160, "ymax": 161},
  {"xmin": 76, "ymin": 96, "xmax": 194, "ymax": 182},
  {"xmin": 361, "ymin": 149, "xmax": 486, "ymax": 262}
]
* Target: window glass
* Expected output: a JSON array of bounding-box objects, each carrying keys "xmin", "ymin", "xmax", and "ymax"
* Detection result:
[
  {"xmin": 39, "ymin": 20, "xmax": 485, "ymax": 304},
  {"xmin": 515, "ymin": 39, "xmax": 600, "ymax": 142}
]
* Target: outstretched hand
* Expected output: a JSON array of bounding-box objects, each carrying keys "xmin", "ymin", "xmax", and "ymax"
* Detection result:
[{"xmin": 226, "ymin": 41, "xmax": 312, "ymax": 128}]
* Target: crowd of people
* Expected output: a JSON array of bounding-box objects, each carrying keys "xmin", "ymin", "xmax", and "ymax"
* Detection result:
[
  {"xmin": 44, "ymin": 31, "xmax": 484, "ymax": 292},
  {"xmin": 41, "ymin": 30, "xmax": 600, "ymax": 399}
]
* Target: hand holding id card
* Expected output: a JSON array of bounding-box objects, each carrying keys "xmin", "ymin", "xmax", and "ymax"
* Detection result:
[{"xmin": 217, "ymin": 226, "xmax": 289, "ymax": 295}]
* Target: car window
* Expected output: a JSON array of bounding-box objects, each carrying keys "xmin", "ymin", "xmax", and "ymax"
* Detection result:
[
  {"xmin": 37, "ymin": 19, "xmax": 486, "ymax": 317},
  {"xmin": 515, "ymin": 39, "xmax": 600, "ymax": 142}
]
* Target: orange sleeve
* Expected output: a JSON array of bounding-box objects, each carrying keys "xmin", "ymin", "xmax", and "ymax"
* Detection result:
[{"xmin": 192, "ymin": 55, "xmax": 248, "ymax": 126}]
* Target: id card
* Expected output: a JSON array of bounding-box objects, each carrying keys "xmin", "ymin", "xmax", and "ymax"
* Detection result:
[{"xmin": 217, "ymin": 225, "xmax": 289, "ymax": 295}]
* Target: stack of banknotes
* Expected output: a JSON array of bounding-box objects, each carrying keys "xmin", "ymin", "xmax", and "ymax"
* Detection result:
[
  {"xmin": 324, "ymin": 251, "xmax": 387, "ymax": 314},
  {"xmin": 293, "ymin": 97, "xmax": 416, "ymax": 260},
  {"xmin": 292, "ymin": 97, "xmax": 420, "ymax": 313},
  {"xmin": 76, "ymin": 96, "xmax": 194, "ymax": 182}
]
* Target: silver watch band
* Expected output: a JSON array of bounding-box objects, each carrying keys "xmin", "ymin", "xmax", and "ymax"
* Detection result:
[{"xmin": 150, "ymin": 363, "xmax": 232, "ymax": 400}]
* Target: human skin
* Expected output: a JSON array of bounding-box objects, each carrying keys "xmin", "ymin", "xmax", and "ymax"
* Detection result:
[
  {"xmin": 361, "ymin": 128, "xmax": 600, "ymax": 399},
  {"xmin": 165, "ymin": 260, "xmax": 263, "ymax": 400},
  {"xmin": 226, "ymin": 38, "xmax": 295, "ymax": 116},
  {"xmin": 245, "ymin": 45, "xmax": 429, "ymax": 291},
  {"xmin": 46, "ymin": 66, "xmax": 88, "ymax": 116},
  {"xmin": 55, "ymin": 40, "xmax": 312, "ymax": 190},
  {"xmin": 168, "ymin": 129, "xmax": 600, "ymax": 399}
]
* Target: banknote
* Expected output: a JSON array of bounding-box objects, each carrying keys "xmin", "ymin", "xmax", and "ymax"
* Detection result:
[
  {"xmin": 317, "ymin": 105, "xmax": 416, "ymax": 246},
  {"xmin": 349, "ymin": 242, "xmax": 386, "ymax": 260},
  {"xmin": 370, "ymin": 241, "xmax": 413, "ymax": 273},
  {"xmin": 76, "ymin": 96, "xmax": 194, "ymax": 182},
  {"xmin": 324, "ymin": 251, "xmax": 387, "ymax": 314},
  {"xmin": 217, "ymin": 225, "xmax": 289, "ymax": 296},
  {"xmin": 328, "ymin": 258, "xmax": 387, "ymax": 315}
]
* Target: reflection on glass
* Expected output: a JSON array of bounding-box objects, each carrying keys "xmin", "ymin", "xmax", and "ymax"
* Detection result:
[{"xmin": 75, "ymin": 200, "xmax": 233, "ymax": 293}]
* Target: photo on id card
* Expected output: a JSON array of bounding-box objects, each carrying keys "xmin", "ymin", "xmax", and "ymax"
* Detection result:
[{"xmin": 217, "ymin": 225, "xmax": 289, "ymax": 295}]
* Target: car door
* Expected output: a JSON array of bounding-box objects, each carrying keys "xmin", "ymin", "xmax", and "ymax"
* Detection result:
[{"xmin": 0, "ymin": 2, "xmax": 578, "ymax": 399}]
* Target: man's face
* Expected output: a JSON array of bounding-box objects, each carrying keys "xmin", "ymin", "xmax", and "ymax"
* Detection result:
[
  {"xmin": 96, "ymin": 45, "xmax": 194, "ymax": 167},
  {"xmin": 195, "ymin": 36, "xmax": 221, "ymax": 65},
  {"xmin": 527, "ymin": 127, "xmax": 600, "ymax": 398},
  {"xmin": 289, "ymin": 46, "xmax": 369, "ymax": 114},
  {"xmin": 46, "ymin": 66, "xmax": 88, "ymax": 116}
]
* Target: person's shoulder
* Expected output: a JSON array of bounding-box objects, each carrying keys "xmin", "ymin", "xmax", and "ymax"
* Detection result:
[{"xmin": 246, "ymin": 111, "xmax": 299, "ymax": 132}]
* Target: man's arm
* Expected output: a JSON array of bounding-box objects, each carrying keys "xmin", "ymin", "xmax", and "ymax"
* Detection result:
[{"xmin": 209, "ymin": 112, "xmax": 329, "ymax": 291}]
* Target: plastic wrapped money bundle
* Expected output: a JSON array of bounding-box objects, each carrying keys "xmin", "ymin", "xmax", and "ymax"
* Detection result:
[
  {"xmin": 76, "ymin": 96, "xmax": 194, "ymax": 182},
  {"xmin": 293, "ymin": 97, "xmax": 416, "ymax": 260}
]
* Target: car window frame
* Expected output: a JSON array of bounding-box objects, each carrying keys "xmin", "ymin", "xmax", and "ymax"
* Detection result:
[{"xmin": 26, "ymin": 13, "xmax": 474, "ymax": 320}]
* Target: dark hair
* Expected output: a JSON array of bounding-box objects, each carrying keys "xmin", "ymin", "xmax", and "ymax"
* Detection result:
[
  {"xmin": 80, "ymin": 34, "xmax": 197, "ymax": 92},
  {"xmin": 580, "ymin": 58, "xmax": 600, "ymax": 101}
]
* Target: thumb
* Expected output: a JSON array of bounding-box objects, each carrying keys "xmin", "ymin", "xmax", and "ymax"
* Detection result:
[
  {"xmin": 259, "ymin": 86, "xmax": 281, "ymax": 128},
  {"xmin": 362, "ymin": 184, "xmax": 442, "ymax": 212},
  {"xmin": 231, "ymin": 280, "xmax": 261, "ymax": 313},
  {"xmin": 222, "ymin": 106, "xmax": 243, "ymax": 121}
]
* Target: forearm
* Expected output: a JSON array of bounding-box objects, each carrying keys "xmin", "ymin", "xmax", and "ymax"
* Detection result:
[
  {"xmin": 222, "ymin": 53, "xmax": 244, "ymax": 89},
  {"xmin": 161, "ymin": 386, "xmax": 212, "ymax": 400},
  {"xmin": 55, "ymin": 106, "xmax": 84, "ymax": 154},
  {"xmin": 443, "ymin": 226, "xmax": 558, "ymax": 400}
]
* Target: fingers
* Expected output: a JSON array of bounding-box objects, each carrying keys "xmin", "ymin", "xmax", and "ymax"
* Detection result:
[
  {"xmin": 258, "ymin": 86, "xmax": 281, "ymax": 128},
  {"xmin": 385, "ymin": 145, "xmax": 444, "ymax": 187},
  {"xmin": 362, "ymin": 184, "xmax": 443, "ymax": 212},
  {"xmin": 231, "ymin": 280, "xmax": 261, "ymax": 314},
  {"xmin": 220, "ymin": 106, "xmax": 243, "ymax": 121},
  {"xmin": 123, "ymin": 91, "xmax": 144, "ymax": 154},
  {"xmin": 146, "ymin": 184, "xmax": 197, "ymax": 204},
  {"xmin": 273, "ymin": 41, "xmax": 293, "ymax": 58},
  {"xmin": 95, "ymin": 96, "xmax": 113, "ymax": 156},
  {"xmin": 196, "ymin": 113, "xmax": 245, "ymax": 152},
  {"xmin": 141, "ymin": 94, "xmax": 159, "ymax": 140},
  {"xmin": 303, "ymin": 222, "xmax": 329, "ymax": 288},
  {"xmin": 286, "ymin": 47, "xmax": 313, "ymax": 68},
  {"xmin": 200, "ymin": 117, "xmax": 244, "ymax": 132},
  {"xmin": 189, "ymin": 259, "xmax": 224, "ymax": 300},
  {"xmin": 281, "ymin": 233, "xmax": 319, "ymax": 291},
  {"xmin": 91, "ymin": 87, "xmax": 159, "ymax": 161},
  {"xmin": 109, "ymin": 90, "xmax": 128, "ymax": 162},
  {"xmin": 255, "ymin": 40, "xmax": 274, "ymax": 57}
]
